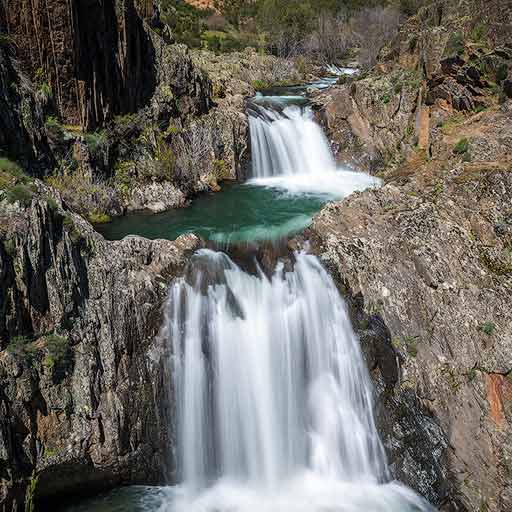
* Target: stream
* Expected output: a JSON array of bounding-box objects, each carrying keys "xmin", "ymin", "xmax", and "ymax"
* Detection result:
[{"xmin": 65, "ymin": 71, "xmax": 435, "ymax": 512}]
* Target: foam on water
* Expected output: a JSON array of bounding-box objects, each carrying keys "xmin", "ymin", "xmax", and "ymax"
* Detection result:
[
  {"xmin": 161, "ymin": 250, "xmax": 435, "ymax": 512},
  {"xmin": 248, "ymin": 105, "xmax": 379, "ymax": 197}
]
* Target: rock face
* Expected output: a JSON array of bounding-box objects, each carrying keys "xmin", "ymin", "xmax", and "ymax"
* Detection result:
[
  {"xmin": 0, "ymin": 184, "xmax": 202, "ymax": 510},
  {"xmin": 309, "ymin": 4, "xmax": 512, "ymax": 509},
  {"xmin": 307, "ymin": 98, "xmax": 512, "ymax": 510},
  {"xmin": 3, "ymin": 0, "xmax": 157, "ymax": 129},
  {"xmin": 0, "ymin": 39, "xmax": 52, "ymax": 176}
]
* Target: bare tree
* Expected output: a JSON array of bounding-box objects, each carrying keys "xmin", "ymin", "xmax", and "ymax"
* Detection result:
[{"xmin": 351, "ymin": 6, "xmax": 401, "ymax": 68}]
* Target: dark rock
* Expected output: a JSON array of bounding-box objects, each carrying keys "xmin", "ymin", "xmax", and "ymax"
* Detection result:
[{"xmin": 0, "ymin": 185, "xmax": 202, "ymax": 508}]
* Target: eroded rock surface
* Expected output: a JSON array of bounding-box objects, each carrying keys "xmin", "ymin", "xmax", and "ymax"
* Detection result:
[
  {"xmin": 307, "ymin": 101, "xmax": 512, "ymax": 511},
  {"xmin": 0, "ymin": 184, "xmax": 202, "ymax": 509}
]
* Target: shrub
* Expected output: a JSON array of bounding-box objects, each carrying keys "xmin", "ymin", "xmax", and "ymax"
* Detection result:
[
  {"xmin": 0, "ymin": 33, "xmax": 12, "ymax": 47},
  {"xmin": 252, "ymin": 79, "xmax": 270, "ymax": 91},
  {"xmin": 479, "ymin": 322, "xmax": 495, "ymax": 336},
  {"xmin": 0, "ymin": 157, "xmax": 29, "ymax": 189},
  {"xmin": 84, "ymin": 130, "xmax": 108, "ymax": 160},
  {"xmin": 43, "ymin": 334, "xmax": 69, "ymax": 370},
  {"xmin": 3, "ymin": 238, "xmax": 16, "ymax": 257},
  {"xmin": 444, "ymin": 32, "xmax": 464, "ymax": 57},
  {"xmin": 62, "ymin": 215, "xmax": 82, "ymax": 243},
  {"xmin": 7, "ymin": 336, "xmax": 37, "ymax": 363},
  {"xmin": 454, "ymin": 138, "xmax": 469, "ymax": 155},
  {"xmin": 497, "ymin": 64, "xmax": 509, "ymax": 82},
  {"xmin": 0, "ymin": 157, "xmax": 24, "ymax": 177},
  {"xmin": 88, "ymin": 211, "xmax": 111, "ymax": 224},
  {"xmin": 113, "ymin": 160, "xmax": 135, "ymax": 199},
  {"xmin": 39, "ymin": 82, "xmax": 53, "ymax": 102},
  {"xmin": 45, "ymin": 116, "xmax": 65, "ymax": 144},
  {"xmin": 5, "ymin": 184, "xmax": 33, "ymax": 206},
  {"xmin": 470, "ymin": 23, "xmax": 488, "ymax": 43},
  {"xmin": 46, "ymin": 172, "xmax": 114, "ymax": 220},
  {"xmin": 46, "ymin": 197, "xmax": 58, "ymax": 212},
  {"xmin": 404, "ymin": 335, "xmax": 419, "ymax": 357}
]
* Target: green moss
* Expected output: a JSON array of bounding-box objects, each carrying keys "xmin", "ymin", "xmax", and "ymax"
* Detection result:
[
  {"xmin": 5, "ymin": 184, "xmax": 33, "ymax": 206},
  {"xmin": 478, "ymin": 322, "xmax": 495, "ymax": 336},
  {"xmin": 454, "ymin": 138, "xmax": 469, "ymax": 155},
  {"xmin": 88, "ymin": 211, "xmax": 111, "ymax": 224}
]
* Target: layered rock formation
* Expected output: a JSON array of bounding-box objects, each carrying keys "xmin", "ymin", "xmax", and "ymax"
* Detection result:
[
  {"xmin": 308, "ymin": 2, "xmax": 512, "ymax": 508},
  {"xmin": 0, "ymin": 35, "xmax": 52, "ymax": 176},
  {"xmin": 3, "ymin": 0, "xmax": 157, "ymax": 129},
  {"xmin": 0, "ymin": 183, "xmax": 202, "ymax": 510}
]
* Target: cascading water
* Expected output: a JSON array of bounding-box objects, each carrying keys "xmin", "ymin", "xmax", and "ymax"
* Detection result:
[
  {"xmin": 248, "ymin": 104, "xmax": 336, "ymax": 178},
  {"xmin": 246, "ymin": 103, "xmax": 379, "ymax": 197},
  {"xmin": 157, "ymin": 93, "xmax": 435, "ymax": 512},
  {"xmin": 165, "ymin": 251, "xmax": 434, "ymax": 512}
]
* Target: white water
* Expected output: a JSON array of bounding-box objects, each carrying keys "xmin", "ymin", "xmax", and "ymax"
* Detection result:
[
  {"xmin": 247, "ymin": 105, "xmax": 379, "ymax": 197},
  {"xmin": 164, "ymin": 250, "xmax": 434, "ymax": 512},
  {"xmin": 156, "ymin": 94, "xmax": 434, "ymax": 512}
]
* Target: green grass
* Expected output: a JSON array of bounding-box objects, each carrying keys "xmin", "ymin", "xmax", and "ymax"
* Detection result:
[
  {"xmin": 479, "ymin": 322, "xmax": 495, "ymax": 336},
  {"xmin": 454, "ymin": 138, "xmax": 469, "ymax": 155},
  {"xmin": 5, "ymin": 184, "xmax": 33, "ymax": 206}
]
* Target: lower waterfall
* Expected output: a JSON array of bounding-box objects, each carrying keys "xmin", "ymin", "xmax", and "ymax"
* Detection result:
[{"xmin": 163, "ymin": 250, "xmax": 435, "ymax": 512}]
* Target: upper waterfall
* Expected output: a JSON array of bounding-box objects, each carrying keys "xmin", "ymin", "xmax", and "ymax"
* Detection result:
[
  {"xmin": 246, "ymin": 103, "xmax": 380, "ymax": 198},
  {"xmin": 248, "ymin": 105, "xmax": 336, "ymax": 178}
]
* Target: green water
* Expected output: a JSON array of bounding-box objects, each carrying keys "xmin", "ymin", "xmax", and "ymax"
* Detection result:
[
  {"xmin": 59, "ymin": 486, "xmax": 178, "ymax": 512},
  {"xmin": 97, "ymin": 182, "xmax": 328, "ymax": 244}
]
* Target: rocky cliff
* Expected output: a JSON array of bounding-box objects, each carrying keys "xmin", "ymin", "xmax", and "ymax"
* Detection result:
[
  {"xmin": 308, "ymin": 2, "xmax": 512, "ymax": 509},
  {"xmin": 3, "ymin": 0, "xmax": 157, "ymax": 129},
  {"xmin": 0, "ymin": 182, "xmax": 202, "ymax": 510}
]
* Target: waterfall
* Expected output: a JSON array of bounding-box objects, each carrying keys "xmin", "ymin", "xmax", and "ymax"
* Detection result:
[
  {"xmin": 248, "ymin": 105, "xmax": 337, "ymax": 179},
  {"xmin": 246, "ymin": 104, "xmax": 381, "ymax": 198},
  {"xmin": 164, "ymin": 250, "xmax": 435, "ymax": 512},
  {"xmin": 156, "ymin": 91, "xmax": 434, "ymax": 512}
]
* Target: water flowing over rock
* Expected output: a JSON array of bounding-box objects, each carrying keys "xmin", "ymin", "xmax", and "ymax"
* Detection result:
[{"xmin": 160, "ymin": 249, "xmax": 434, "ymax": 512}]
